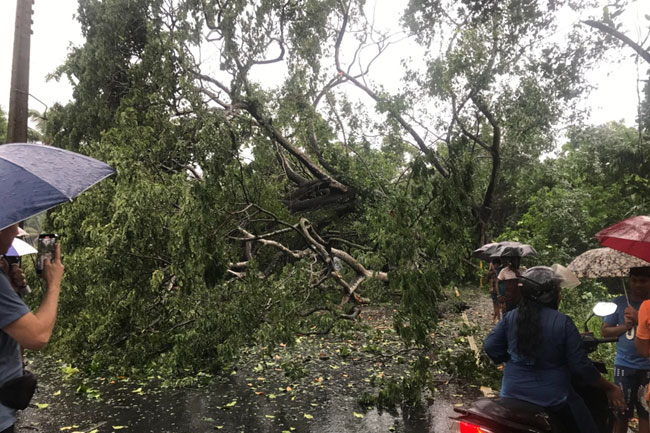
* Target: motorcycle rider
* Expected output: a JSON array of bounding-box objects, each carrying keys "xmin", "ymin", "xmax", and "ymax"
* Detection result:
[{"xmin": 485, "ymin": 266, "xmax": 625, "ymax": 432}]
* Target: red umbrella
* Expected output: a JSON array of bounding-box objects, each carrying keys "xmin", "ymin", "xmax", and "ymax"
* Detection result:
[{"xmin": 595, "ymin": 216, "xmax": 650, "ymax": 262}]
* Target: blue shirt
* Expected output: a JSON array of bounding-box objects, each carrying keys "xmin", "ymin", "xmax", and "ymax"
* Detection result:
[
  {"xmin": 604, "ymin": 296, "xmax": 650, "ymax": 370},
  {"xmin": 484, "ymin": 308, "xmax": 600, "ymax": 408},
  {"xmin": 0, "ymin": 271, "xmax": 30, "ymax": 430}
]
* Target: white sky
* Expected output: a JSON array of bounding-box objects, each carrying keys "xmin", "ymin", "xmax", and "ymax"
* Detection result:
[
  {"xmin": 0, "ymin": 0, "xmax": 81, "ymax": 116},
  {"xmin": 1, "ymin": 0, "xmax": 649, "ymax": 128}
]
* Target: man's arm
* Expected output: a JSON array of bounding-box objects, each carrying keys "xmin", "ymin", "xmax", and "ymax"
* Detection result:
[
  {"xmin": 602, "ymin": 304, "xmax": 636, "ymax": 338},
  {"xmin": 601, "ymin": 321, "xmax": 629, "ymax": 338},
  {"xmin": 635, "ymin": 300, "xmax": 650, "ymax": 357},
  {"xmin": 635, "ymin": 338, "xmax": 650, "ymax": 358},
  {"xmin": 3, "ymin": 244, "xmax": 64, "ymax": 350}
]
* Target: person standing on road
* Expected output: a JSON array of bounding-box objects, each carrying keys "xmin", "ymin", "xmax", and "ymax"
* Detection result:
[
  {"xmin": 497, "ymin": 256, "xmax": 523, "ymax": 312},
  {"xmin": 0, "ymin": 223, "xmax": 64, "ymax": 433},
  {"xmin": 602, "ymin": 266, "xmax": 650, "ymax": 433},
  {"xmin": 487, "ymin": 258, "xmax": 502, "ymax": 323}
]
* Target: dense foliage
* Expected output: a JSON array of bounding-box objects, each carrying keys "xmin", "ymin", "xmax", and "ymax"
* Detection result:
[{"xmin": 4, "ymin": 0, "xmax": 650, "ymax": 404}]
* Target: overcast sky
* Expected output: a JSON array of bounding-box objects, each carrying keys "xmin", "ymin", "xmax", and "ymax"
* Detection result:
[
  {"xmin": 1, "ymin": 1, "xmax": 650, "ymax": 129},
  {"xmin": 0, "ymin": 1, "xmax": 81, "ymax": 116}
]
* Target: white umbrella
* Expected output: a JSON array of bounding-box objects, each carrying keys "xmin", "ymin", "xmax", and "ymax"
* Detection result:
[
  {"xmin": 5, "ymin": 238, "xmax": 37, "ymax": 257},
  {"xmin": 2, "ymin": 238, "xmax": 35, "ymax": 298}
]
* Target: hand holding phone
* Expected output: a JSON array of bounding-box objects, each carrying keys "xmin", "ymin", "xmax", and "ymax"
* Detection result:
[
  {"xmin": 40, "ymin": 241, "xmax": 64, "ymax": 290},
  {"xmin": 36, "ymin": 234, "xmax": 58, "ymax": 275}
]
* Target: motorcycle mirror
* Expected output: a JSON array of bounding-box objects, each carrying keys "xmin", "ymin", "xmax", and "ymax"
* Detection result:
[
  {"xmin": 584, "ymin": 302, "xmax": 618, "ymax": 332},
  {"xmin": 593, "ymin": 302, "xmax": 617, "ymax": 317}
]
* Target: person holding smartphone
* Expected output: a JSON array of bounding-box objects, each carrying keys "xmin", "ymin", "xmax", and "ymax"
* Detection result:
[{"xmin": 0, "ymin": 223, "xmax": 64, "ymax": 433}]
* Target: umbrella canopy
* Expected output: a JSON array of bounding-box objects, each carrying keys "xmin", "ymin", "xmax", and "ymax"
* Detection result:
[
  {"xmin": 5, "ymin": 238, "xmax": 37, "ymax": 257},
  {"xmin": 0, "ymin": 143, "xmax": 115, "ymax": 230},
  {"xmin": 473, "ymin": 241, "xmax": 537, "ymax": 261},
  {"xmin": 567, "ymin": 247, "xmax": 650, "ymax": 278},
  {"xmin": 472, "ymin": 242, "xmax": 501, "ymax": 261},
  {"xmin": 491, "ymin": 243, "xmax": 537, "ymax": 258},
  {"xmin": 595, "ymin": 216, "xmax": 650, "ymax": 263}
]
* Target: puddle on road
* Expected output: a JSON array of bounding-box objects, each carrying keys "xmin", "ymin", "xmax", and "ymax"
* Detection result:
[
  {"xmin": 16, "ymin": 299, "xmax": 489, "ymax": 433},
  {"xmin": 17, "ymin": 366, "xmax": 468, "ymax": 433}
]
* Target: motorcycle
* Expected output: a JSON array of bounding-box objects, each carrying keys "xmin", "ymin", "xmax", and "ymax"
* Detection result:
[{"xmin": 451, "ymin": 302, "xmax": 619, "ymax": 433}]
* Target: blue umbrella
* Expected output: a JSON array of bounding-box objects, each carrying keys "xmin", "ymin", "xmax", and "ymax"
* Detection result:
[{"xmin": 0, "ymin": 143, "xmax": 115, "ymax": 230}]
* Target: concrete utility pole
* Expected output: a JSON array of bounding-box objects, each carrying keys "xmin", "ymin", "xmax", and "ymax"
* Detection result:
[{"xmin": 6, "ymin": 0, "xmax": 34, "ymax": 144}]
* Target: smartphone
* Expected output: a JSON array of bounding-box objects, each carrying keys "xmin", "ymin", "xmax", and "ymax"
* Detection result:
[{"xmin": 36, "ymin": 234, "xmax": 58, "ymax": 274}]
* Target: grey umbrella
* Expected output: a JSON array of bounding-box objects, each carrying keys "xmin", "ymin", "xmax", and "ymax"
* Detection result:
[
  {"xmin": 472, "ymin": 242, "xmax": 501, "ymax": 261},
  {"xmin": 491, "ymin": 243, "xmax": 537, "ymax": 258},
  {"xmin": 0, "ymin": 143, "xmax": 115, "ymax": 230},
  {"xmin": 472, "ymin": 241, "xmax": 537, "ymax": 261}
]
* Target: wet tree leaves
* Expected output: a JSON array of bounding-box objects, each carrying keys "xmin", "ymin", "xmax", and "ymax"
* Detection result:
[
  {"xmin": 19, "ymin": 297, "xmax": 494, "ymax": 432},
  {"xmin": 76, "ymin": 383, "xmax": 101, "ymax": 399},
  {"xmin": 60, "ymin": 365, "xmax": 79, "ymax": 379}
]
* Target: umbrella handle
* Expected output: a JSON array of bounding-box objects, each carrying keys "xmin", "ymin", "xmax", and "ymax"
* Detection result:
[
  {"xmin": 620, "ymin": 278, "xmax": 630, "ymax": 306},
  {"xmin": 584, "ymin": 313, "xmax": 595, "ymax": 333},
  {"xmin": 16, "ymin": 284, "xmax": 30, "ymax": 298}
]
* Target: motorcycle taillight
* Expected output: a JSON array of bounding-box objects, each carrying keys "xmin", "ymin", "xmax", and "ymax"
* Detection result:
[{"xmin": 457, "ymin": 420, "xmax": 493, "ymax": 433}]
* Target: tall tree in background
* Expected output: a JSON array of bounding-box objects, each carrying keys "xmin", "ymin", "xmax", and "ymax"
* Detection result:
[
  {"xmin": 403, "ymin": 0, "xmax": 604, "ymax": 243},
  {"xmin": 502, "ymin": 121, "xmax": 650, "ymax": 264}
]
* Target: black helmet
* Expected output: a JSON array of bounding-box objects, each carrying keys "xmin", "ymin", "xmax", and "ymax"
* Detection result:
[{"xmin": 519, "ymin": 266, "xmax": 561, "ymax": 306}]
